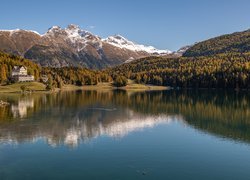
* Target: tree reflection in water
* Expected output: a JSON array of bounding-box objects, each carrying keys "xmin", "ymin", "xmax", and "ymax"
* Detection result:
[{"xmin": 0, "ymin": 90, "xmax": 249, "ymax": 147}]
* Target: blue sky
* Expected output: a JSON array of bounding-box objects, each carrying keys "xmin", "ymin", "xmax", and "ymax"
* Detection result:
[{"xmin": 0, "ymin": 0, "xmax": 249, "ymax": 51}]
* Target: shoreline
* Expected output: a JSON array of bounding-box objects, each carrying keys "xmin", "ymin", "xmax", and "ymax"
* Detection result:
[
  {"xmin": 0, "ymin": 82, "xmax": 170, "ymax": 93},
  {"xmin": 61, "ymin": 83, "xmax": 170, "ymax": 92},
  {"xmin": 1, "ymin": 82, "xmax": 249, "ymax": 94}
]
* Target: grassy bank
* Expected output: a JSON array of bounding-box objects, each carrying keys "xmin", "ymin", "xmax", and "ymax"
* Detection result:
[
  {"xmin": 62, "ymin": 80, "xmax": 169, "ymax": 91},
  {"xmin": 0, "ymin": 82, "xmax": 46, "ymax": 93},
  {"xmin": 0, "ymin": 80, "xmax": 169, "ymax": 93}
]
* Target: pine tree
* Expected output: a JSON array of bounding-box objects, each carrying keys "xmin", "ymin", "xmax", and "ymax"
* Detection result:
[{"xmin": 0, "ymin": 65, "xmax": 7, "ymax": 84}]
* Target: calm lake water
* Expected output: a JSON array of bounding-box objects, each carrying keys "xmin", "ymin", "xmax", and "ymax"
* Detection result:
[{"xmin": 0, "ymin": 90, "xmax": 250, "ymax": 180}]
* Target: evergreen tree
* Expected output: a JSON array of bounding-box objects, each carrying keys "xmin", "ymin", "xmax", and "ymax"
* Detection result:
[{"xmin": 113, "ymin": 76, "xmax": 128, "ymax": 87}]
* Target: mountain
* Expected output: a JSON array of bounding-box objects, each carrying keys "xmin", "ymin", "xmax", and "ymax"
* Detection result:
[
  {"xmin": 167, "ymin": 45, "xmax": 193, "ymax": 57},
  {"xmin": 0, "ymin": 24, "xmax": 171, "ymax": 69},
  {"xmin": 103, "ymin": 35, "xmax": 171, "ymax": 55},
  {"xmin": 107, "ymin": 51, "xmax": 250, "ymax": 89},
  {"xmin": 0, "ymin": 29, "xmax": 41, "ymax": 56},
  {"xmin": 183, "ymin": 29, "xmax": 250, "ymax": 57},
  {"xmin": 176, "ymin": 45, "xmax": 193, "ymax": 54}
]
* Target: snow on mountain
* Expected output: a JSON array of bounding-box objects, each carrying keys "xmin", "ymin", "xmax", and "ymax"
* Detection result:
[
  {"xmin": 44, "ymin": 24, "xmax": 103, "ymax": 52},
  {"xmin": 103, "ymin": 35, "xmax": 171, "ymax": 55},
  {"xmin": 0, "ymin": 29, "xmax": 41, "ymax": 36},
  {"xmin": 177, "ymin": 45, "xmax": 193, "ymax": 54},
  {"xmin": 0, "ymin": 25, "xmax": 171, "ymax": 55},
  {"xmin": 172, "ymin": 44, "xmax": 194, "ymax": 56},
  {"xmin": 45, "ymin": 25, "xmax": 171, "ymax": 55},
  {"xmin": 46, "ymin": 26, "xmax": 61, "ymax": 34},
  {"xmin": 64, "ymin": 24, "xmax": 98, "ymax": 43},
  {"xmin": 0, "ymin": 24, "xmax": 174, "ymax": 68}
]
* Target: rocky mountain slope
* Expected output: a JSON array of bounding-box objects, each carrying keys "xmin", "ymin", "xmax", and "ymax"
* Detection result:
[
  {"xmin": 0, "ymin": 29, "xmax": 41, "ymax": 56},
  {"xmin": 0, "ymin": 24, "xmax": 171, "ymax": 69}
]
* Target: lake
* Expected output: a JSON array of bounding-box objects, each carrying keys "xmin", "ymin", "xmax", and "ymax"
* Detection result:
[{"xmin": 0, "ymin": 90, "xmax": 250, "ymax": 180}]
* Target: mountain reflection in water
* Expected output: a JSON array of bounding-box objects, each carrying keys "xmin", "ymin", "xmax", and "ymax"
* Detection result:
[{"xmin": 0, "ymin": 90, "xmax": 249, "ymax": 147}]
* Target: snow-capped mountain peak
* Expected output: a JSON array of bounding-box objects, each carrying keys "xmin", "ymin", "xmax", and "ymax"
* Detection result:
[
  {"xmin": 110, "ymin": 34, "xmax": 130, "ymax": 42},
  {"xmin": 1, "ymin": 24, "xmax": 171, "ymax": 56},
  {"xmin": 0, "ymin": 24, "xmax": 173, "ymax": 69},
  {"xmin": 47, "ymin": 26, "xmax": 61, "ymax": 33},
  {"xmin": 0, "ymin": 29, "xmax": 41, "ymax": 36},
  {"xmin": 103, "ymin": 35, "xmax": 171, "ymax": 55},
  {"xmin": 67, "ymin": 24, "xmax": 80, "ymax": 30},
  {"xmin": 65, "ymin": 25, "xmax": 85, "ymax": 43}
]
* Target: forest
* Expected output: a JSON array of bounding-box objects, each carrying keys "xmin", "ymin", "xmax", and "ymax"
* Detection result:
[
  {"xmin": 183, "ymin": 29, "xmax": 250, "ymax": 57},
  {"xmin": 107, "ymin": 53, "xmax": 250, "ymax": 89},
  {"xmin": 1, "ymin": 51, "xmax": 250, "ymax": 89},
  {"xmin": 0, "ymin": 52, "xmax": 111, "ymax": 89},
  {"xmin": 0, "ymin": 52, "xmax": 41, "ymax": 83}
]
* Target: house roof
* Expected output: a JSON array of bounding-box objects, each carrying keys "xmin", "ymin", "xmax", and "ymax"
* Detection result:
[{"xmin": 13, "ymin": 66, "xmax": 27, "ymax": 71}]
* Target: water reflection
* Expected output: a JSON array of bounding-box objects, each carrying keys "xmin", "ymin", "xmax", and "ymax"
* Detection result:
[
  {"xmin": 11, "ymin": 97, "xmax": 34, "ymax": 118},
  {"xmin": 46, "ymin": 114, "xmax": 176, "ymax": 147},
  {"xmin": 0, "ymin": 90, "xmax": 249, "ymax": 147}
]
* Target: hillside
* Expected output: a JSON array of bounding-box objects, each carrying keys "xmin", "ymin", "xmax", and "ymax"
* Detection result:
[
  {"xmin": 1, "ymin": 51, "xmax": 250, "ymax": 90},
  {"xmin": 107, "ymin": 53, "xmax": 250, "ymax": 89},
  {"xmin": 0, "ymin": 51, "xmax": 41, "ymax": 84},
  {"xmin": 183, "ymin": 29, "xmax": 250, "ymax": 57},
  {"xmin": 0, "ymin": 52, "xmax": 111, "ymax": 88}
]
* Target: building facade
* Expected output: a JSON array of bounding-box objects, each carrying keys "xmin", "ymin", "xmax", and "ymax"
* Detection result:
[{"xmin": 12, "ymin": 66, "xmax": 34, "ymax": 82}]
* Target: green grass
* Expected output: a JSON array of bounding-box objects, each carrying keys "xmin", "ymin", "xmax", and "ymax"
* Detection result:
[
  {"xmin": 0, "ymin": 82, "xmax": 46, "ymax": 93},
  {"xmin": 0, "ymin": 80, "xmax": 168, "ymax": 93},
  {"xmin": 62, "ymin": 80, "xmax": 169, "ymax": 91}
]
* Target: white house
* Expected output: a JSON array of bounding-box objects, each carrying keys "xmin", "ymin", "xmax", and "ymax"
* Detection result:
[
  {"xmin": 12, "ymin": 66, "xmax": 27, "ymax": 76},
  {"xmin": 12, "ymin": 66, "xmax": 34, "ymax": 82}
]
